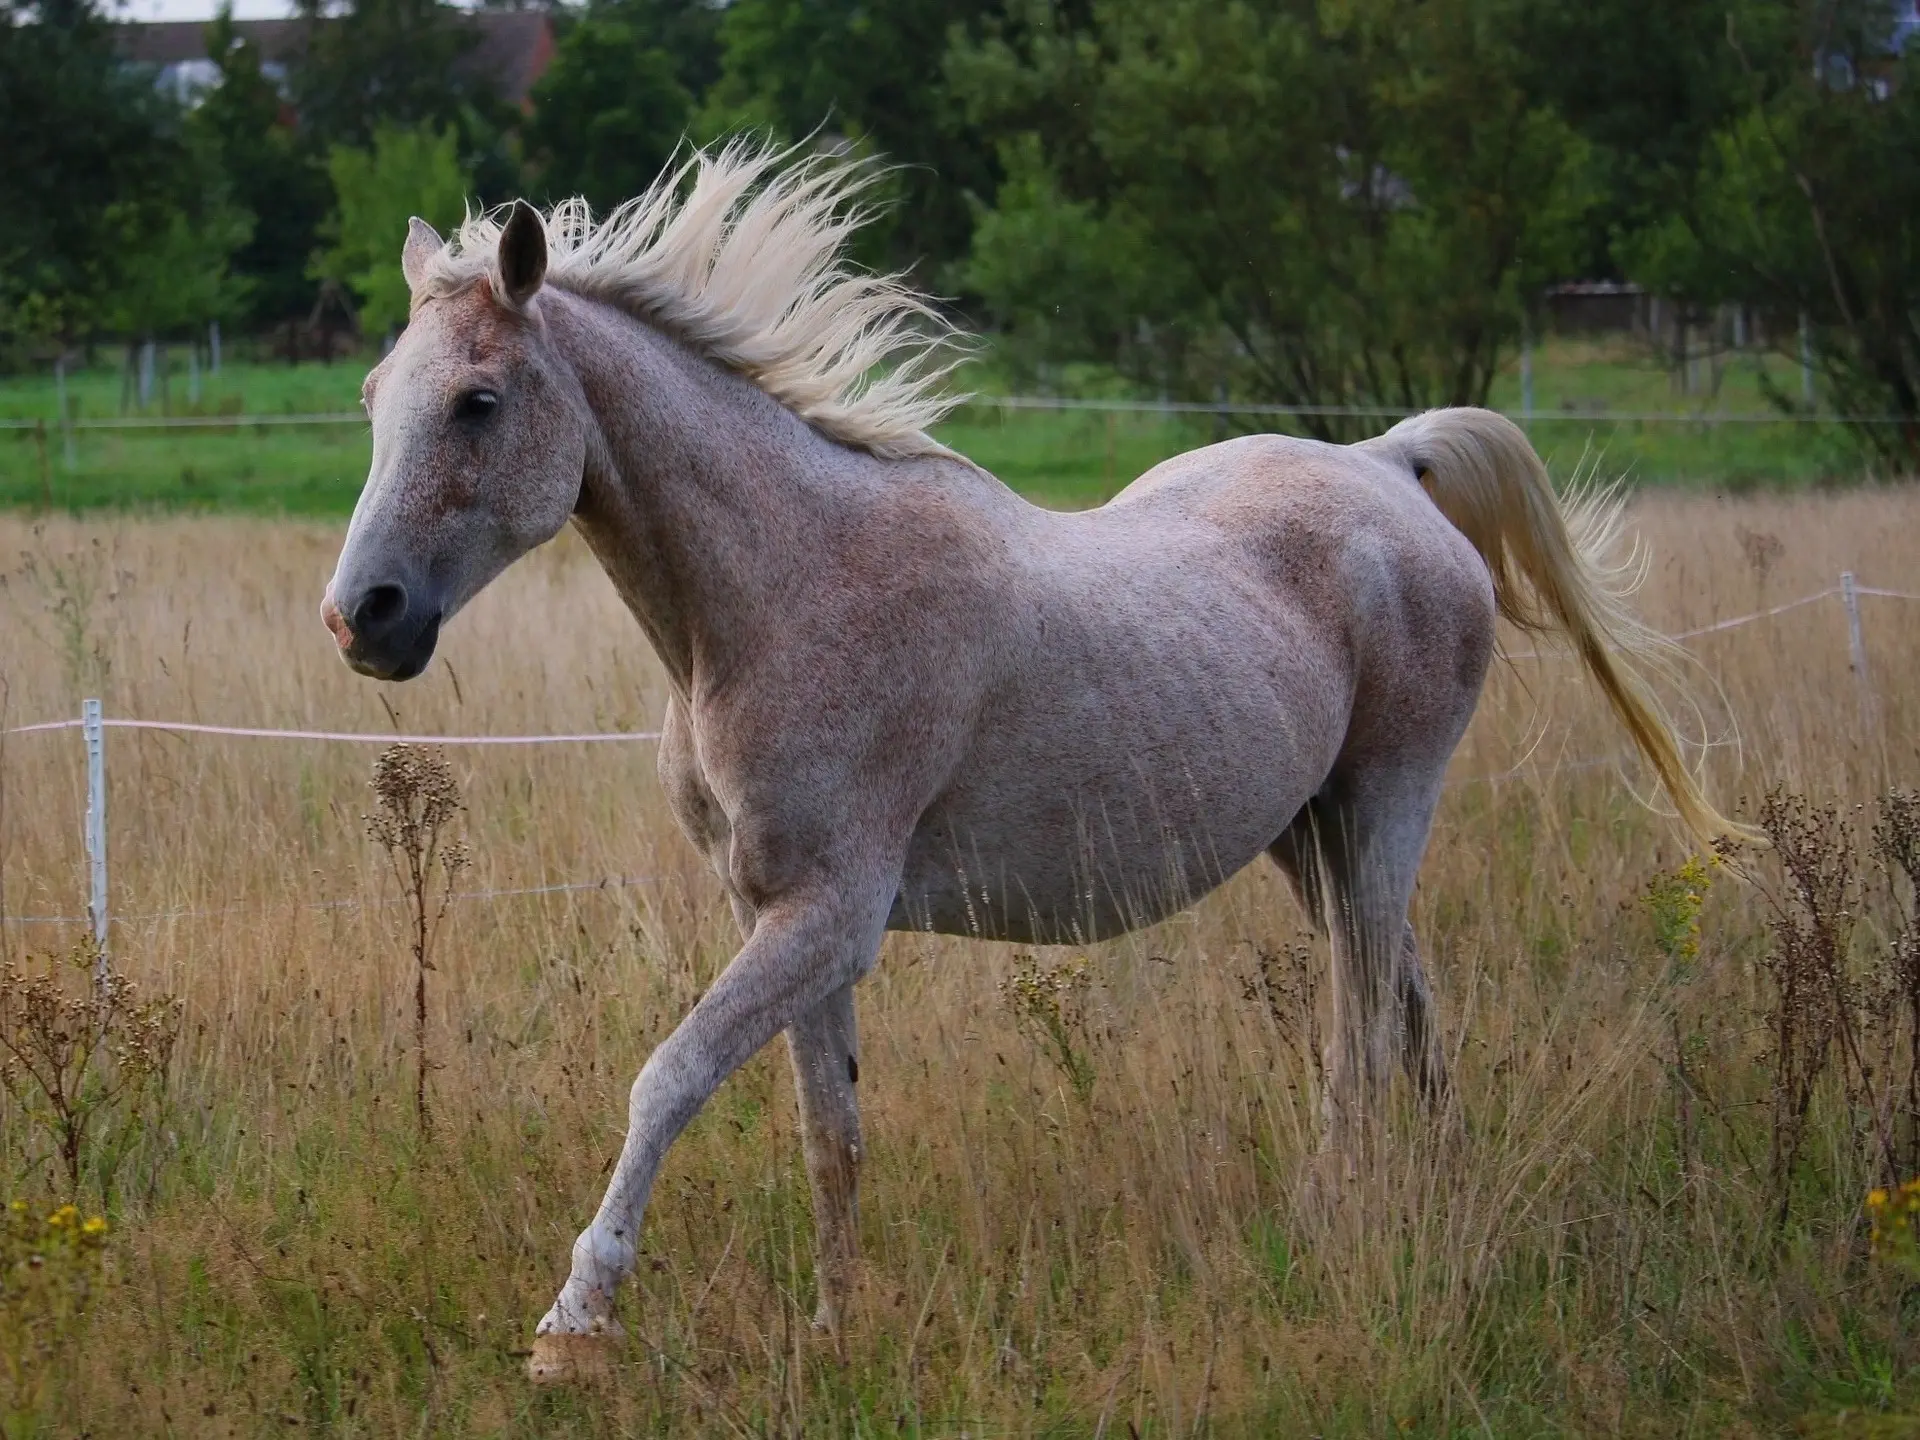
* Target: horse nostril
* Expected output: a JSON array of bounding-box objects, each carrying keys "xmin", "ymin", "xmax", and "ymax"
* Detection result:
[{"xmin": 352, "ymin": 583, "xmax": 408, "ymax": 638}]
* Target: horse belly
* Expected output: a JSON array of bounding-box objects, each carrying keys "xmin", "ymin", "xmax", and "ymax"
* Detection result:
[{"xmin": 889, "ymin": 656, "xmax": 1344, "ymax": 944}]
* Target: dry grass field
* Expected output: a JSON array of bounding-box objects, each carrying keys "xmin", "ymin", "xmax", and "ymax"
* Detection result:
[{"xmin": 0, "ymin": 485, "xmax": 1918, "ymax": 1436}]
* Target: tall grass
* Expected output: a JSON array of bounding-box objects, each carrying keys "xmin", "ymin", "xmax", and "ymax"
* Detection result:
[{"xmin": 0, "ymin": 487, "xmax": 1916, "ymax": 1434}]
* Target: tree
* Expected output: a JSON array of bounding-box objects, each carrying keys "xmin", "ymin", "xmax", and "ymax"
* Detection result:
[
  {"xmin": 698, "ymin": 0, "xmax": 1005, "ymax": 278},
  {"xmin": 291, "ymin": 0, "xmax": 515, "ymax": 198},
  {"xmin": 313, "ymin": 125, "xmax": 471, "ymax": 334},
  {"xmin": 98, "ymin": 180, "xmax": 255, "ymax": 341},
  {"xmin": 0, "ymin": 0, "xmax": 172, "ymax": 338},
  {"xmin": 604, "ymin": 0, "xmax": 724, "ymax": 97},
  {"xmin": 951, "ymin": 0, "xmax": 1594, "ymax": 435},
  {"xmin": 1620, "ymin": 0, "xmax": 1920, "ymax": 464},
  {"xmin": 189, "ymin": 7, "xmax": 333, "ymax": 325},
  {"xmin": 1511, "ymin": 0, "xmax": 1747, "ymax": 280},
  {"xmin": 0, "ymin": 0, "xmax": 251, "ymax": 345},
  {"xmin": 525, "ymin": 12, "xmax": 695, "ymax": 211}
]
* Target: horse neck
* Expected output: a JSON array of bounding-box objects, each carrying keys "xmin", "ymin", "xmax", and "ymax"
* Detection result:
[{"xmin": 547, "ymin": 290, "xmax": 891, "ymax": 697}]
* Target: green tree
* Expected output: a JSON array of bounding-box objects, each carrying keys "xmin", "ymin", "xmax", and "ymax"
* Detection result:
[
  {"xmin": 0, "ymin": 0, "xmax": 235, "ymax": 342},
  {"xmin": 1511, "ymin": 0, "xmax": 1747, "ymax": 280},
  {"xmin": 189, "ymin": 7, "xmax": 334, "ymax": 326},
  {"xmin": 698, "ymin": 0, "xmax": 1005, "ymax": 277},
  {"xmin": 525, "ymin": 12, "xmax": 695, "ymax": 211},
  {"xmin": 291, "ymin": 0, "xmax": 515, "ymax": 198},
  {"xmin": 314, "ymin": 125, "xmax": 471, "ymax": 335},
  {"xmin": 98, "ymin": 175, "xmax": 256, "ymax": 341},
  {"xmin": 952, "ymin": 0, "xmax": 1594, "ymax": 434},
  {"xmin": 1621, "ymin": 0, "xmax": 1920, "ymax": 464},
  {"xmin": 605, "ymin": 0, "xmax": 725, "ymax": 97}
]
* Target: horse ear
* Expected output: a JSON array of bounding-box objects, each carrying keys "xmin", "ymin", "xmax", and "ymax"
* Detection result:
[
  {"xmin": 497, "ymin": 201, "xmax": 547, "ymax": 308},
  {"xmin": 401, "ymin": 217, "xmax": 444, "ymax": 293}
]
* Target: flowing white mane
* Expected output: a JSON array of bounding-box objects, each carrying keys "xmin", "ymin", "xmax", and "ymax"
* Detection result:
[{"xmin": 416, "ymin": 141, "xmax": 969, "ymax": 461}]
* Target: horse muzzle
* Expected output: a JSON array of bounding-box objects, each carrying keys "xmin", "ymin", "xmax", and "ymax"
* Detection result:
[{"xmin": 323, "ymin": 579, "xmax": 442, "ymax": 682}]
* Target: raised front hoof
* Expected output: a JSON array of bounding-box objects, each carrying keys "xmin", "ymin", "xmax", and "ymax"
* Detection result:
[{"xmin": 528, "ymin": 1324, "xmax": 624, "ymax": 1385}]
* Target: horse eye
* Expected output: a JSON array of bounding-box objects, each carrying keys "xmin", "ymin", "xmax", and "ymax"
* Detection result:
[{"xmin": 454, "ymin": 389, "xmax": 499, "ymax": 422}]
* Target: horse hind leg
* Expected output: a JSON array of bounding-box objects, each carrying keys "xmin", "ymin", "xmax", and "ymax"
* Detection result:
[
  {"xmin": 785, "ymin": 982, "xmax": 864, "ymax": 1336},
  {"xmin": 1268, "ymin": 769, "xmax": 1448, "ymax": 1151},
  {"xmin": 1397, "ymin": 921, "xmax": 1447, "ymax": 1104},
  {"xmin": 727, "ymin": 892, "xmax": 866, "ymax": 1335}
]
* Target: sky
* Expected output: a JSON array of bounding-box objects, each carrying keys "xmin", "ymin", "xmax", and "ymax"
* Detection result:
[
  {"xmin": 124, "ymin": 0, "xmax": 301, "ymax": 19},
  {"xmin": 122, "ymin": 0, "xmax": 496, "ymax": 21}
]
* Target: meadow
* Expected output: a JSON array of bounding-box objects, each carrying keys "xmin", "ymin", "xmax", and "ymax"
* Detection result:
[
  {"xmin": 0, "ymin": 469, "xmax": 1918, "ymax": 1431},
  {"xmin": 0, "ymin": 335, "xmax": 1878, "ymax": 513}
]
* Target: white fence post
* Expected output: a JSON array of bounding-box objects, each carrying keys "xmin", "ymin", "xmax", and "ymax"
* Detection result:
[
  {"xmin": 1520, "ymin": 313, "xmax": 1534, "ymax": 429},
  {"xmin": 1840, "ymin": 571, "xmax": 1875, "ymax": 728},
  {"xmin": 83, "ymin": 698, "xmax": 107, "ymax": 978},
  {"xmin": 1800, "ymin": 313, "xmax": 1816, "ymax": 406},
  {"xmin": 54, "ymin": 353, "xmax": 75, "ymax": 470}
]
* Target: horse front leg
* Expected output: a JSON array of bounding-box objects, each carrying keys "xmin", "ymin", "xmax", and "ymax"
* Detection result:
[
  {"xmin": 528, "ymin": 882, "xmax": 887, "ymax": 1383},
  {"xmin": 786, "ymin": 982, "xmax": 863, "ymax": 1335}
]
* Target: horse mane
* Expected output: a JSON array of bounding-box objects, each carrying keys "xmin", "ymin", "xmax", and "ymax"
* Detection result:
[{"xmin": 415, "ymin": 140, "xmax": 969, "ymax": 461}]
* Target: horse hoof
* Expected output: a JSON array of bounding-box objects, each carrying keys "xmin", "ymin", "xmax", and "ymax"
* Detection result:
[{"xmin": 527, "ymin": 1326, "xmax": 623, "ymax": 1384}]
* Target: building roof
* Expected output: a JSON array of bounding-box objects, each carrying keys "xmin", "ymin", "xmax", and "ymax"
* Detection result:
[{"xmin": 118, "ymin": 10, "xmax": 555, "ymax": 107}]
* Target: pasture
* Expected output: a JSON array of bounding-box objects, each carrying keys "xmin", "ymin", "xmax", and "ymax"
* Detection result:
[
  {"xmin": 0, "ymin": 483, "xmax": 1918, "ymax": 1435},
  {"xmin": 0, "ymin": 337, "xmax": 1872, "ymax": 514}
]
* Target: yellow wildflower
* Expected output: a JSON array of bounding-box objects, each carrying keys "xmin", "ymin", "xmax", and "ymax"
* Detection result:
[{"xmin": 1869, "ymin": 1178, "xmax": 1920, "ymax": 1277}]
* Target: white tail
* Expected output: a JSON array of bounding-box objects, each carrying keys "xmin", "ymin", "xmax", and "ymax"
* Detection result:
[{"xmin": 1364, "ymin": 407, "xmax": 1750, "ymax": 850}]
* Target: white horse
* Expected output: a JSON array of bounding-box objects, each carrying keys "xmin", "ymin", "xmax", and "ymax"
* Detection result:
[{"xmin": 319, "ymin": 142, "xmax": 1738, "ymax": 1381}]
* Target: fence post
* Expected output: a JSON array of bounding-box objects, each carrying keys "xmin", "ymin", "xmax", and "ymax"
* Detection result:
[
  {"xmin": 83, "ymin": 698, "xmax": 107, "ymax": 978},
  {"xmin": 209, "ymin": 320, "xmax": 221, "ymax": 374},
  {"xmin": 32, "ymin": 419, "xmax": 51, "ymax": 510},
  {"xmin": 1520, "ymin": 313, "xmax": 1534, "ymax": 429},
  {"xmin": 54, "ymin": 353, "xmax": 75, "ymax": 469},
  {"xmin": 1800, "ymin": 312, "xmax": 1816, "ymax": 406},
  {"xmin": 1840, "ymin": 571, "xmax": 1875, "ymax": 728}
]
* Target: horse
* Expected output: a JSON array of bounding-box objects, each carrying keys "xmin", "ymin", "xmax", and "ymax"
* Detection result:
[{"xmin": 318, "ymin": 141, "xmax": 1739, "ymax": 1383}]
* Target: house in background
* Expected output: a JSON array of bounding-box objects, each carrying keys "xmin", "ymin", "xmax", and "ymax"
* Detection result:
[{"xmin": 120, "ymin": 9, "xmax": 556, "ymax": 110}]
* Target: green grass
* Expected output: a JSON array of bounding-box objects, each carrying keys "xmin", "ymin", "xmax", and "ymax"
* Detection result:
[
  {"xmin": 0, "ymin": 353, "xmax": 367, "ymax": 421},
  {"xmin": 0, "ymin": 353, "xmax": 372, "ymax": 513},
  {"xmin": 0, "ymin": 337, "xmax": 1877, "ymax": 514}
]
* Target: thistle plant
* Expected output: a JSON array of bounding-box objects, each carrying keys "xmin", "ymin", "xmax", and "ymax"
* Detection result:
[
  {"xmin": 1870, "ymin": 788, "xmax": 1920, "ymax": 1174},
  {"xmin": 0, "ymin": 939, "xmax": 180, "ymax": 1201},
  {"xmin": 365, "ymin": 745, "xmax": 469, "ymax": 1138},
  {"xmin": 1741, "ymin": 789, "xmax": 1920, "ymax": 1219},
  {"xmin": 1001, "ymin": 954, "xmax": 1097, "ymax": 1104},
  {"xmin": 1241, "ymin": 939, "xmax": 1324, "ymax": 1096},
  {"xmin": 1748, "ymin": 791, "xmax": 1861, "ymax": 1219}
]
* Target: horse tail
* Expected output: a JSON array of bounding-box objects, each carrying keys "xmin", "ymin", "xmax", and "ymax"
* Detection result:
[{"xmin": 1360, "ymin": 406, "xmax": 1751, "ymax": 851}]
